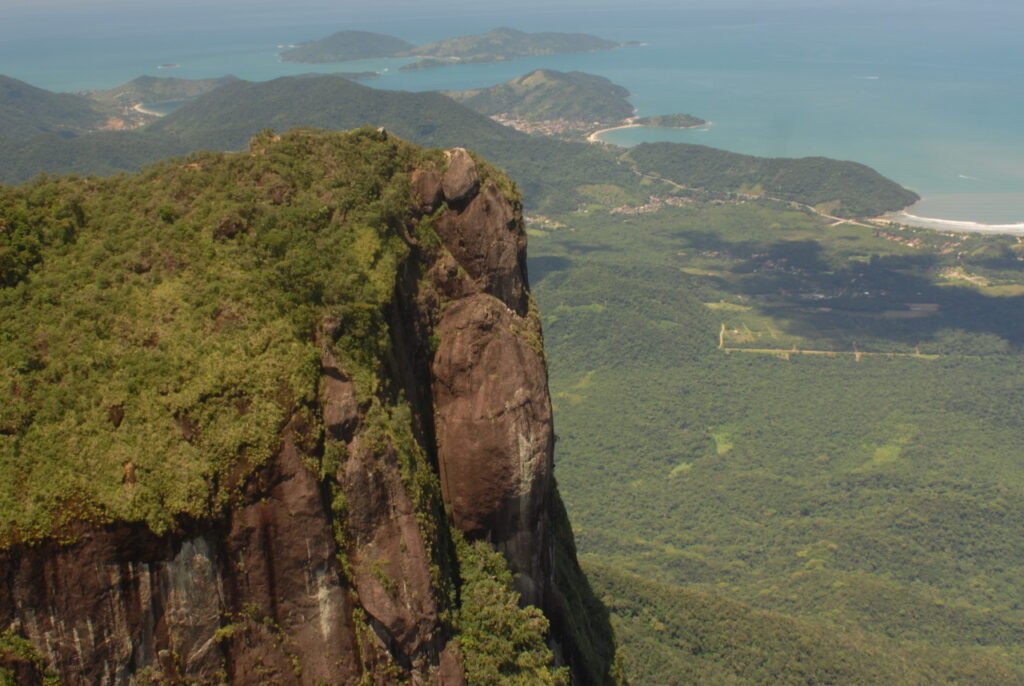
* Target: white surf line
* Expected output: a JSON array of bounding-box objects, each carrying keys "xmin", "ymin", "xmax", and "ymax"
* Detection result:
[
  {"xmin": 886, "ymin": 212, "xmax": 1024, "ymax": 235},
  {"xmin": 132, "ymin": 103, "xmax": 165, "ymax": 118}
]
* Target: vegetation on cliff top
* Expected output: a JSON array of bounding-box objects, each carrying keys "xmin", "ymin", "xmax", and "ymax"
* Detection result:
[{"xmin": 0, "ymin": 128, "xmax": 437, "ymax": 544}]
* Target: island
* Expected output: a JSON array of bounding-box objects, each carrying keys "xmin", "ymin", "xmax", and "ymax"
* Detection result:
[
  {"xmin": 280, "ymin": 30, "xmax": 414, "ymax": 63},
  {"xmin": 283, "ymin": 27, "xmax": 620, "ymax": 68},
  {"xmin": 446, "ymin": 69, "xmax": 634, "ymax": 138},
  {"xmin": 635, "ymin": 113, "xmax": 707, "ymax": 128},
  {"xmin": 445, "ymin": 69, "xmax": 709, "ymax": 142},
  {"xmin": 407, "ymin": 27, "xmax": 619, "ymax": 65}
]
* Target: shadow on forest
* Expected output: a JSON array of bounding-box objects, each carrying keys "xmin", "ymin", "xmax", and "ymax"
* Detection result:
[
  {"xmin": 529, "ymin": 255, "xmax": 573, "ymax": 285},
  {"xmin": 674, "ymin": 229, "xmax": 1024, "ymax": 350}
]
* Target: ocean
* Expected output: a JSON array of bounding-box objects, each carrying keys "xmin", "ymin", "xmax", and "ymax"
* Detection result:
[{"xmin": 1, "ymin": 3, "xmax": 1021, "ymax": 225}]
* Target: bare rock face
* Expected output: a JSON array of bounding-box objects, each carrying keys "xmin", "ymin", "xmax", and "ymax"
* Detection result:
[
  {"xmin": 411, "ymin": 167, "xmax": 444, "ymax": 212},
  {"xmin": 220, "ymin": 422, "xmax": 360, "ymax": 685},
  {"xmin": 430, "ymin": 294, "xmax": 552, "ymax": 602},
  {"xmin": 436, "ymin": 184, "xmax": 528, "ymax": 315},
  {"xmin": 0, "ymin": 423, "xmax": 361, "ymax": 686},
  {"xmin": 440, "ymin": 149, "xmax": 480, "ymax": 205},
  {"xmin": 338, "ymin": 434, "xmax": 442, "ymax": 670}
]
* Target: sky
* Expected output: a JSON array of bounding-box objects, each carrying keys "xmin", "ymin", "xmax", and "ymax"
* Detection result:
[{"xmin": 4, "ymin": 0, "xmax": 1019, "ymax": 35}]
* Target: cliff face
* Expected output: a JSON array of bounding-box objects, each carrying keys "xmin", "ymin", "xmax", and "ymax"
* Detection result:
[{"xmin": 0, "ymin": 131, "xmax": 618, "ymax": 685}]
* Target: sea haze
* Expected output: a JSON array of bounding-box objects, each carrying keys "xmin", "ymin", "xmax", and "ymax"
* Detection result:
[{"xmin": 1, "ymin": 2, "xmax": 1021, "ymax": 224}]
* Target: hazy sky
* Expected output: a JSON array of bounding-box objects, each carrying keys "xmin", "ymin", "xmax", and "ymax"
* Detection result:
[{"xmin": 3, "ymin": 0, "xmax": 1019, "ymax": 44}]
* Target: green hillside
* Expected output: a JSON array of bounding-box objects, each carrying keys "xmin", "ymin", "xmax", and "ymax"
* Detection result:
[
  {"xmin": 86, "ymin": 75, "xmax": 240, "ymax": 110},
  {"xmin": 280, "ymin": 30, "xmax": 414, "ymax": 63},
  {"xmin": 446, "ymin": 69, "xmax": 634, "ymax": 125},
  {"xmin": 0, "ymin": 75, "xmax": 641, "ymax": 214},
  {"xmin": 629, "ymin": 141, "xmax": 920, "ymax": 217},
  {"xmin": 0, "ymin": 75, "xmax": 106, "ymax": 140}
]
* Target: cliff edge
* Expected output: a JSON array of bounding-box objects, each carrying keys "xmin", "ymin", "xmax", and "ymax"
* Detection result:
[{"xmin": 0, "ymin": 129, "xmax": 620, "ymax": 685}]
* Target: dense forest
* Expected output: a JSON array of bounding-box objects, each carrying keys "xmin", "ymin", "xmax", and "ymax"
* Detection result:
[{"xmin": 526, "ymin": 187, "xmax": 1024, "ymax": 682}]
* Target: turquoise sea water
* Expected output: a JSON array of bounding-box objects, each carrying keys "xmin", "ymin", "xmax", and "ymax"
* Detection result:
[{"xmin": 1, "ymin": 4, "xmax": 1021, "ymax": 224}]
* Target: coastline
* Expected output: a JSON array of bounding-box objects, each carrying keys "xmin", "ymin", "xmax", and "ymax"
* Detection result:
[
  {"xmin": 586, "ymin": 119, "xmax": 642, "ymax": 143},
  {"xmin": 587, "ymin": 119, "xmax": 711, "ymax": 144},
  {"xmin": 132, "ymin": 103, "xmax": 165, "ymax": 118},
  {"xmin": 882, "ymin": 211, "xmax": 1024, "ymax": 236}
]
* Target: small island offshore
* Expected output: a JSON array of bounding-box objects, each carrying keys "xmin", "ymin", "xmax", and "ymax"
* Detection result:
[
  {"xmin": 282, "ymin": 27, "xmax": 622, "ymax": 69},
  {"xmin": 444, "ymin": 69, "xmax": 707, "ymax": 141}
]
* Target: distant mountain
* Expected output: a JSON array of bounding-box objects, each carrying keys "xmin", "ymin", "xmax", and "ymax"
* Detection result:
[
  {"xmin": 0, "ymin": 75, "xmax": 106, "ymax": 140},
  {"xmin": 86, "ymin": 75, "xmax": 241, "ymax": 110},
  {"xmin": 0, "ymin": 75, "xmax": 637, "ymax": 214},
  {"xmin": 410, "ymin": 27, "xmax": 619, "ymax": 65},
  {"xmin": 0, "ymin": 75, "xmax": 917, "ymax": 218},
  {"xmin": 281, "ymin": 30, "xmax": 414, "ymax": 63},
  {"xmin": 446, "ymin": 69, "xmax": 634, "ymax": 127}
]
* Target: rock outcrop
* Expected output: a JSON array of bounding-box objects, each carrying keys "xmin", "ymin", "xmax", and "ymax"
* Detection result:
[{"xmin": 0, "ymin": 132, "xmax": 618, "ymax": 685}]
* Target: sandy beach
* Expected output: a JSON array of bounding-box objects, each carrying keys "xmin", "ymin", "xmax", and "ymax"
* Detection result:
[
  {"xmin": 132, "ymin": 103, "xmax": 165, "ymax": 118},
  {"xmin": 587, "ymin": 118, "xmax": 712, "ymax": 144},
  {"xmin": 884, "ymin": 211, "xmax": 1024, "ymax": 236},
  {"xmin": 587, "ymin": 119, "xmax": 642, "ymax": 143}
]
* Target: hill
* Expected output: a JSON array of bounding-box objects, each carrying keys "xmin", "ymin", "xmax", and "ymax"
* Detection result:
[
  {"xmin": 280, "ymin": 30, "xmax": 414, "ymax": 63},
  {"xmin": 86, "ymin": 75, "xmax": 240, "ymax": 111},
  {"xmin": 0, "ymin": 128, "xmax": 621, "ymax": 685},
  {"xmin": 408, "ymin": 27, "xmax": 619, "ymax": 66},
  {"xmin": 0, "ymin": 75, "xmax": 919, "ymax": 220},
  {"xmin": 0, "ymin": 74, "xmax": 641, "ymax": 214},
  {"xmin": 446, "ymin": 69, "xmax": 635, "ymax": 130},
  {"xmin": 0, "ymin": 75, "xmax": 106, "ymax": 140},
  {"xmin": 628, "ymin": 141, "xmax": 920, "ymax": 217}
]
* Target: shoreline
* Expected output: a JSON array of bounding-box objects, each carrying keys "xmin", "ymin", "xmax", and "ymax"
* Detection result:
[
  {"xmin": 132, "ymin": 103, "xmax": 166, "ymax": 118},
  {"xmin": 882, "ymin": 211, "xmax": 1024, "ymax": 236},
  {"xmin": 586, "ymin": 120, "xmax": 642, "ymax": 143},
  {"xmin": 587, "ymin": 119, "xmax": 712, "ymax": 144}
]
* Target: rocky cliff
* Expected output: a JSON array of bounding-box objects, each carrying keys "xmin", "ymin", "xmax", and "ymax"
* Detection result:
[{"xmin": 0, "ymin": 130, "xmax": 619, "ymax": 685}]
